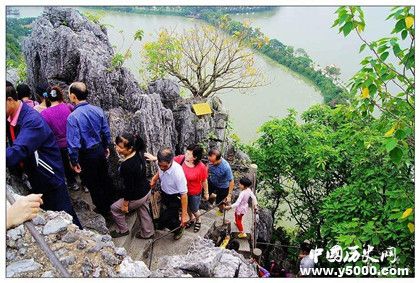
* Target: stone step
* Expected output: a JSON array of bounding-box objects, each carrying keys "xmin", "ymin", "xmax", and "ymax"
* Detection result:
[{"xmin": 143, "ymin": 229, "xmax": 197, "ymax": 270}]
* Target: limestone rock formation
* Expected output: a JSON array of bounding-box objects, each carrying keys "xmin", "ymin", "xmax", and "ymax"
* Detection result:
[
  {"xmin": 6, "ymin": 209, "xmax": 150, "ymax": 278},
  {"xmin": 152, "ymin": 238, "xmax": 258, "ymax": 277},
  {"xmin": 22, "ymin": 7, "xmax": 177, "ymax": 156},
  {"xmin": 256, "ymin": 208, "xmax": 273, "ymax": 243}
]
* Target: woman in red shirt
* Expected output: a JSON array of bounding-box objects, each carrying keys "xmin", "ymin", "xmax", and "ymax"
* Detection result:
[{"xmin": 174, "ymin": 144, "xmax": 209, "ymax": 232}]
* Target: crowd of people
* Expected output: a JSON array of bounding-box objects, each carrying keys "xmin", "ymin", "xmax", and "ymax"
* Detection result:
[
  {"xmin": 5, "ymin": 80, "xmax": 258, "ymax": 242},
  {"xmin": 6, "ymin": 80, "xmax": 318, "ymax": 277}
]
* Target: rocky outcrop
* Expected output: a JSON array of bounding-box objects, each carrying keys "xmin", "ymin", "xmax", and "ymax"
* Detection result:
[
  {"xmin": 6, "ymin": 68, "xmax": 19, "ymax": 85},
  {"xmin": 22, "ymin": 7, "xmax": 230, "ymax": 156},
  {"xmin": 6, "ymin": 208, "xmax": 150, "ymax": 278},
  {"xmin": 152, "ymin": 238, "xmax": 258, "ymax": 277},
  {"xmin": 256, "ymin": 208, "xmax": 273, "ymax": 243},
  {"xmin": 22, "ymin": 7, "xmax": 177, "ymax": 156},
  {"xmin": 6, "ymin": 171, "xmax": 109, "ymax": 235}
]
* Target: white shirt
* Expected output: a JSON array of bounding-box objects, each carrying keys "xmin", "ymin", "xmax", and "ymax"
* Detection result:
[{"xmin": 158, "ymin": 161, "xmax": 188, "ymax": 195}]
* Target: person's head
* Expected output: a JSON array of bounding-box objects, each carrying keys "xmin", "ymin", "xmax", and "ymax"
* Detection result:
[
  {"xmin": 46, "ymin": 85, "xmax": 64, "ymax": 103},
  {"xmin": 16, "ymin": 84, "xmax": 32, "ymax": 100},
  {"xmin": 208, "ymin": 148, "xmax": 222, "ymax": 164},
  {"xmin": 6, "ymin": 85, "xmax": 19, "ymax": 117},
  {"xmin": 185, "ymin": 144, "xmax": 203, "ymax": 165},
  {"xmin": 35, "ymin": 82, "xmax": 50, "ymax": 102},
  {"xmin": 299, "ymin": 241, "xmax": 312, "ymax": 256},
  {"xmin": 157, "ymin": 147, "xmax": 174, "ymax": 171},
  {"xmin": 6, "ymin": 81, "xmax": 14, "ymax": 88},
  {"xmin": 239, "ymin": 176, "xmax": 252, "ymax": 190},
  {"xmin": 68, "ymin": 82, "xmax": 88, "ymax": 103},
  {"xmin": 115, "ymin": 132, "xmax": 146, "ymax": 158},
  {"xmin": 227, "ymin": 239, "xmax": 240, "ymax": 252}
]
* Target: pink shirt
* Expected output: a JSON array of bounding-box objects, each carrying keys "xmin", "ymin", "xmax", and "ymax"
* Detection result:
[
  {"xmin": 231, "ymin": 188, "xmax": 257, "ymax": 215},
  {"xmin": 8, "ymin": 101, "xmax": 23, "ymax": 127}
]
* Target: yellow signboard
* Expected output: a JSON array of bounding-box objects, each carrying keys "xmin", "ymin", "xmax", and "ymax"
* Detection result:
[{"xmin": 192, "ymin": 102, "xmax": 213, "ymax": 116}]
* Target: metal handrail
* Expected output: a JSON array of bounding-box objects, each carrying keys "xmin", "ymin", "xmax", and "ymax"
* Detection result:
[{"xmin": 6, "ymin": 190, "xmax": 71, "ymax": 277}]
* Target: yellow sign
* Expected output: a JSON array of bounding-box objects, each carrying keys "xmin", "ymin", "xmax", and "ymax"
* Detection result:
[{"xmin": 192, "ymin": 102, "xmax": 212, "ymax": 116}]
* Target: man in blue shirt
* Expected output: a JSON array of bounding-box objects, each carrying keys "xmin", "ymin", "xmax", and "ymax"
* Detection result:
[
  {"xmin": 207, "ymin": 148, "xmax": 234, "ymax": 215},
  {"xmin": 6, "ymin": 82, "xmax": 82, "ymax": 229},
  {"xmin": 66, "ymin": 82, "xmax": 116, "ymax": 216}
]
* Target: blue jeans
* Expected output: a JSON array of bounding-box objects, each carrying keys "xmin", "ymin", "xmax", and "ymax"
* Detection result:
[{"xmin": 188, "ymin": 194, "xmax": 201, "ymax": 213}]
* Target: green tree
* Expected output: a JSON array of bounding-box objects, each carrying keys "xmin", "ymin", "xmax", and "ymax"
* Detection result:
[
  {"xmin": 143, "ymin": 25, "xmax": 265, "ymax": 98},
  {"xmin": 247, "ymin": 6, "xmax": 414, "ymax": 275}
]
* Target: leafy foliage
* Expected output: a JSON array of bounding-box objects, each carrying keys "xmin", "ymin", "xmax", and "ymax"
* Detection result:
[
  {"xmin": 6, "ymin": 17, "xmax": 35, "ymax": 67},
  {"xmin": 107, "ymin": 28, "xmax": 144, "ymax": 72},
  {"xmin": 143, "ymin": 25, "xmax": 265, "ymax": 98},
  {"xmin": 247, "ymin": 6, "xmax": 414, "ymax": 275}
]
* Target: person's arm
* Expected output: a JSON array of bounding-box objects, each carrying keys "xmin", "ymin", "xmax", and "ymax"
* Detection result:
[
  {"xmin": 7, "ymin": 194, "xmax": 43, "ymax": 229},
  {"xmin": 226, "ymin": 190, "xmax": 243, "ymax": 210},
  {"xmin": 226, "ymin": 179, "xmax": 235, "ymax": 203},
  {"xmin": 100, "ymin": 111, "xmax": 111, "ymax": 151},
  {"xmin": 180, "ymin": 193, "xmax": 188, "ymax": 226},
  {"xmin": 66, "ymin": 117, "xmax": 81, "ymax": 168},
  {"xmin": 226, "ymin": 163, "xmax": 235, "ymax": 203},
  {"xmin": 120, "ymin": 162, "xmax": 133, "ymax": 213},
  {"xmin": 251, "ymin": 190, "xmax": 258, "ymax": 210},
  {"xmin": 202, "ymin": 179, "xmax": 209, "ymax": 200},
  {"xmin": 202, "ymin": 164, "xmax": 209, "ymax": 200},
  {"xmin": 176, "ymin": 167, "xmax": 188, "ymax": 226},
  {"xmin": 6, "ymin": 118, "xmax": 46, "ymax": 168},
  {"xmin": 144, "ymin": 152, "xmax": 157, "ymax": 162},
  {"xmin": 150, "ymin": 172, "xmax": 159, "ymax": 189}
]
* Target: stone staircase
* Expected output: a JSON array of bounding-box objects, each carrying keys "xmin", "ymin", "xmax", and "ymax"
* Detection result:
[
  {"xmin": 215, "ymin": 208, "xmax": 254, "ymax": 257},
  {"xmin": 110, "ymin": 208, "xmax": 217, "ymax": 270},
  {"xmin": 70, "ymin": 189, "xmax": 255, "ymax": 271}
]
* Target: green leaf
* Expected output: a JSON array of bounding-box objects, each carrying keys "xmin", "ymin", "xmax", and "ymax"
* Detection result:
[
  {"xmin": 394, "ymin": 129, "xmax": 407, "ymax": 139},
  {"xmin": 342, "ymin": 22, "xmax": 354, "ymax": 36},
  {"xmin": 401, "ymin": 30, "xmax": 408, "ymax": 40},
  {"xmin": 389, "ymin": 147, "xmax": 403, "ymax": 163},
  {"xmin": 392, "ymin": 44, "xmax": 402, "ymax": 56},
  {"xmin": 359, "ymin": 43, "xmax": 367, "ymax": 53},
  {"xmin": 372, "ymin": 235, "xmax": 380, "ymax": 245},
  {"xmin": 385, "ymin": 138, "xmax": 398, "ymax": 152},
  {"xmin": 393, "ymin": 18, "xmax": 406, "ymax": 33},
  {"xmin": 380, "ymin": 51, "xmax": 389, "ymax": 61}
]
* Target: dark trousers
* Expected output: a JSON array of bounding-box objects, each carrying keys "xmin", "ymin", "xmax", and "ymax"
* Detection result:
[
  {"xmin": 60, "ymin": 148, "xmax": 76, "ymax": 186},
  {"xmin": 208, "ymin": 180, "xmax": 229, "ymax": 205},
  {"xmin": 79, "ymin": 145, "xmax": 116, "ymax": 215},
  {"xmin": 41, "ymin": 182, "xmax": 82, "ymax": 229},
  {"xmin": 159, "ymin": 191, "xmax": 181, "ymax": 231}
]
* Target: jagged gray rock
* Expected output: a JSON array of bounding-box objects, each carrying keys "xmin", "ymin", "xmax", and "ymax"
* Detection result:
[
  {"xmin": 118, "ymin": 257, "xmax": 151, "ymax": 277},
  {"xmin": 147, "ymin": 79, "xmax": 180, "ymax": 110},
  {"xmin": 256, "ymin": 208, "xmax": 273, "ymax": 243},
  {"xmin": 6, "ymin": 259, "xmax": 42, "ymax": 277},
  {"xmin": 6, "ymin": 198, "xmax": 151, "ymax": 278},
  {"xmin": 71, "ymin": 198, "xmax": 109, "ymax": 235},
  {"xmin": 153, "ymin": 238, "xmax": 258, "ymax": 278},
  {"xmin": 22, "ymin": 7, "xmax": 179, "ymax": 157},
  {"xmin": 43, "ymin": 214, "xmax": 72, "ymax": 235},
  {"xmin": 6, "ymin": 68, "xmax": 19, "ymax": 86}
]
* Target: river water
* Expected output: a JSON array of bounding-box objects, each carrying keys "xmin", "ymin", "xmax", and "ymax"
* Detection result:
[{"xmin": 10, "ymin": 6, "xmax": 324, "ymax": 144}]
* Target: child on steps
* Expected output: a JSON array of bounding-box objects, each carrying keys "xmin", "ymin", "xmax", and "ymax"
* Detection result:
[{"xmin": 225, "ymin": 177, "xmax": 258, "ymax": 238}]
